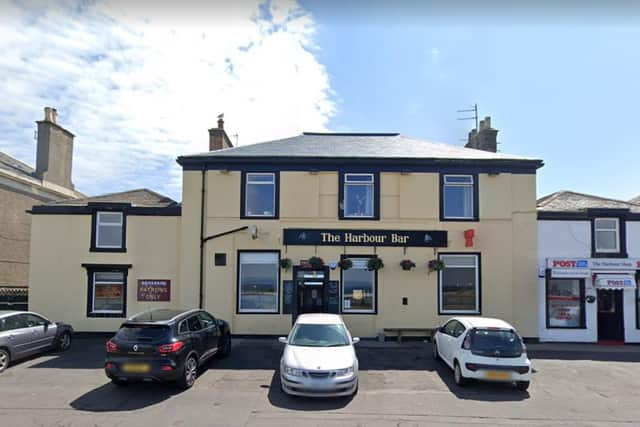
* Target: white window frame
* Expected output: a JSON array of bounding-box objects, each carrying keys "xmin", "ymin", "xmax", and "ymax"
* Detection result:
[
  {"xmin": 238, "ymin": 251, "xmax": 280, "ymax": 313},
  {"xmin": 244, "ymin": 173, "xmax": 276, "ymax": 217},
  {"xmin": 442, "ymin": 174, "xmax": 475, "ymax": 220},
  {"xmin": 438, "ymin": 254, "xmax": 480, "ymax": 314},
  {"xmin": 343, "ymin": 173, "xmax": 375, "ymax": 218},
  {"xmin": 594, "ymin": 218, "xmax": 620, "ymax": 253},
  {"xmin": 341, "ymin": 257, "xmax": 376, "ymax": 314},
  {"xmin": 95, "ymin": 212, "xmax": 124, "ymax": 249},
  {"xmin": 91, "ymin": 272, "xmax": 125, "ymax": 315}
]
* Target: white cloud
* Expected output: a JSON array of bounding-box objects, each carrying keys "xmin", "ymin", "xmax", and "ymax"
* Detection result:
[{"xmin": 0, "ymin": 0, "xmax": 335, "ymax": 200}]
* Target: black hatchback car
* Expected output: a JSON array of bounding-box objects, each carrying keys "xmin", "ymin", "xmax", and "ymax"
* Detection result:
[{"xmin": 105, "ymin": 308, "xmax": 231, "ymax": 389}]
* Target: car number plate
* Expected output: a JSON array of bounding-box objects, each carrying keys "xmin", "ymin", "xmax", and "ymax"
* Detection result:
[
  {"xmin": 484, "ymin": 370, "xmax": 511, "ymax": 380},
  {"xmin": 122, "ymin": 363, "xmax": 150, "ymax": 373}
]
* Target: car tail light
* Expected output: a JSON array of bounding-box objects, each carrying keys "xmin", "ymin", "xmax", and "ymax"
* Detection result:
[
  {"xmin": 106, "ymin": 340, "xmax": 118, "ymax": 353},
  {"xmin": 516, "ymin": 366, "xmax": 530, "ymax": 374},
  {"xmin": 462, "ymin": 333, "xmax": 472, "ymax": 350},
  {"xmin": 105, "ymin": 362, "xmax": 114, "ymax": 370},
  {"xmin": 158, "ymin": 341, "xmax": 184, "ymax": 354},
  {"xmin": 161, "ymin": 366, "xmax": 174, "ymax": 371}
]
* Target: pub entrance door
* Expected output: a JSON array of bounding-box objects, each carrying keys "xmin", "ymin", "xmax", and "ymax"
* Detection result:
[{"xmin": 292, "ymin": 266, "xmax": 330, "ymax": 324}]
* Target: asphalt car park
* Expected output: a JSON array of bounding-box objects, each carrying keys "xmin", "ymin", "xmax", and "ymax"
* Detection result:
[{"xmin": 1, "ymin": 337, "xmax": 640, "ymax": 426}]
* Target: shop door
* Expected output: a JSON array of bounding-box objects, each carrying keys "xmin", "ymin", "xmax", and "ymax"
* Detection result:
[{"xmin": 597, "ymin": 289, "xmax": 624, "ymax": 341}]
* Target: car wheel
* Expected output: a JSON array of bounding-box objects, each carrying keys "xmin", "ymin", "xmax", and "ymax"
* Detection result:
[
  {"xmin": 111, "ymin": 378, "xmax": 128, "ymax": 386},
  {"xmin": 0, "ymin": 349, "xmax": 10, "ymax": 373},
  {"xmin": 454, "ymin": 361, "xmax": 467, "ymax": 387},
  {"xmin": 432, "ymin": 339, "xmax": 440, "ymax": 361},
  {"xmin": 56, "ymin": 332, "xmax": 72, "ymax": 352},
  {"xmin": 177, "ymin": 355, "xmax": 198, "ymax": 390},
  {"xmin": 217, "ymin": 334, "xmax": 231, "ymax": 359},
  {"xmin": 516, "ymin": 381, "xmax": 530, "ymax": 391}
]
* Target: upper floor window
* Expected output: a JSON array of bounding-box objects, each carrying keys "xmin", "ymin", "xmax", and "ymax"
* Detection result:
[
  {"xmin": 341, "ymin": 173, "xmax": 378, "ymax": 219},
  {"xmin": 92, "ymin": 211, "xmax": 125, "ymax": 251},
  {"xmin": 441, "ymin": 174, "xmax": 477, "ymax": 220},
  {"xmin": 243, "ymin": 172, "xmax": 278, "ymax": 218},
  {"xmin": 594, "ymin": 218, "xmax": 620, "ymax": 253}
]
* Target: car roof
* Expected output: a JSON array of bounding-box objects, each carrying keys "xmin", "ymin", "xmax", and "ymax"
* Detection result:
[
  {"xmin": 126, "ymin": 308, "xmax": 200, "ymax": 324},
  {"xmin": 294, "ymin": 313, "xmax": 344, "ymax": 325},
  {"xmin": 0, "ymin": 310, "xmax": 23, "ymax": 318},
  {"xmin": 452, "ymin": 316, "xmax": 515, "ymax": 330}
]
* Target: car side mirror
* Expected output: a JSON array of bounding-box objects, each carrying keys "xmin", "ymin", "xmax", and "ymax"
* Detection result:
[
  {"xmin": 278, "ymin": 337, "xmax": 288, "ymax": 344},
  {"xmin": 352, "ymin": 337, "xmax": 360, "ymax": 344},
  {"xmin": 438, "ymin": 326, "xmax": 445, "ymax": 333}
]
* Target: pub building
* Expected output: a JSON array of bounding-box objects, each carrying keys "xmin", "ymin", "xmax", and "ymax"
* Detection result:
[
  {"xmin": 28, "ymin": 117, "xmax": 544, "ymax": 339},
  {"xmin": 538, "ymin": 191, "xmax": 640, "ymax": 343}
]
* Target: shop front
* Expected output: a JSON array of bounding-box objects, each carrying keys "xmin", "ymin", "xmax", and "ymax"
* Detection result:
[{"xmin": 541, "ymin": 258, "xmax": 640, "ymax": 343}]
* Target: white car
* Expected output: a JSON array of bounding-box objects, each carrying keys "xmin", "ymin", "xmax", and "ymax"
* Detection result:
[
  {"xmin": 433, "ymin": 317, "xmax": 532, "ymax": 391},
  {"xmin": 278, "ymin": 314, "xmax": 359, "ymax": 397}
]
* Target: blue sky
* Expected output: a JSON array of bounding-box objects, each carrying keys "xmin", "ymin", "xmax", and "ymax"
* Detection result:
[{"xmin": 1, "ymin": 1, "xmax": 639, "ymax": 201}]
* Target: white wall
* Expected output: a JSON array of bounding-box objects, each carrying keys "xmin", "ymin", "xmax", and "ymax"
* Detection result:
[
  {"xmin": 537, "ymin": 220, "xmax": 597, "ymax": 342},
  {"xmin": 625, "ymin": 222, "xmax": 640, "ymax": 343}
]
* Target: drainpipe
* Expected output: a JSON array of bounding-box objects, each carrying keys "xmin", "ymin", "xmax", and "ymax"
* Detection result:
[{"xmin": 199, "ymin": 166, "xmax": 206, "ymax": 309}]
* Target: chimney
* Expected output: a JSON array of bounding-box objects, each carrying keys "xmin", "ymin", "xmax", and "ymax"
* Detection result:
[
  {"xmin": 35, "ymin": 107, "xmax": 75, "ymax": 189},
  {"xmin": 208, "ymin": 115, "xmax": 234, "ymax": 151},
  {"xmin": 465, "ymin": 115, "xmax": 498, "ymax": 153}
]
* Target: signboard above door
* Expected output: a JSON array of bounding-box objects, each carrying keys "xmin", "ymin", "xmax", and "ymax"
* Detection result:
[{"xmin": 283, "ymin": 228, "xmax": 448, "ymax": 247}]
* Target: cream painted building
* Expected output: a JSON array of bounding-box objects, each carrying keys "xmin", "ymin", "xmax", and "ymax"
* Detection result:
[{"xmin": 29, "ymin": 118, "xmax": 544, "ymax": 338}]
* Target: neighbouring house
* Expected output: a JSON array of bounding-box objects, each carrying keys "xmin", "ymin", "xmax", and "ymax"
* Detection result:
[
  {"xmin": 29, "ymin": 116, "xmax": 544, "ymax": 339},
  {"xmin": 537, "ymin": 190, "xmax": 640, "ymax": 343},
  {"xmin": 0, "ymin": 107, "xmax": 83, "ymax": 309}
]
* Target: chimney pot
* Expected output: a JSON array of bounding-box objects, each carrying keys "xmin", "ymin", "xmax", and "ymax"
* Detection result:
[
  {"xmin": 44, "ymin": 107, "xmax": 57, "ymax": 124},
  {"xmin": 484, "ymin": 116, "xmax": 491, "ymax": 129},
  {"xmin": 479, "ymin": 119, "xmax": 486, "ymax": 130},
  {"xmin": 217, "ymin": 117, "xmax": 224, "ymax": 129}
]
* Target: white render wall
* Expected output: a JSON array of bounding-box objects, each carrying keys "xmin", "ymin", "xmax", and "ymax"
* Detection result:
[
  {"xmin": 538, "ymin": 219, "xmax": 640, "ymax": 343},
  {"xmin": 625, "ymin": 222, "xmax": 640, "ymax": 343},
  {"xmin": 537, "ymin": 220, "xmax": 596, "ymax": 342}
]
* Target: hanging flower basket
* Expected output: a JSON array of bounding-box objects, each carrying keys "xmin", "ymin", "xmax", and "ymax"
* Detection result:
[
  {"xmin": 399, "ymin": 259, "xmax": 416, "ymax": 271},
  {"xmin": 308, "ymin": 256, "xmax": 325, "ymax": 269},
  {"xmin": 367, "ymin": 257, "xmax": 384, "ymax": 271},
  {"xmin": 279, "ymin": 258, "xmax": 292, "ymax": 270},
  {"xmin": 338, "ymin": 258, "xmax": 353, "ymax": 270},
  {"xmin": 428, "ymin": 259, "xmax": 445, "ymax": 273}
]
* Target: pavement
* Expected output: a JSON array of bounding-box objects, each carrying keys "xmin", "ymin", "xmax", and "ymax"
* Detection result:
[{"xmin": 1, "ymin": 337, "xmax": 640, "ymax": 426}]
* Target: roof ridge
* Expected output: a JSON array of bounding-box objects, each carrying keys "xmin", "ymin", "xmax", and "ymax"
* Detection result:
[{"xmin": 302, "ymin": 132, "xmax": 400, "ymax": 137}]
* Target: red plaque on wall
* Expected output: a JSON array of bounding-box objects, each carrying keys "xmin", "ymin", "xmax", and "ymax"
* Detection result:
[{"xmin": 137, "ymin": 280, "xmax": 171, "ymax": 302}]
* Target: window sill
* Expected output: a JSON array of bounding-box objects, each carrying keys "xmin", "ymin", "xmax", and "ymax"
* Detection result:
[
  {"xmin": 591, "ymin": 252, "xmax": 628, "ymax": 259},
  {"xmin": 440, "ymin": 217, "xmax": 479, "ymax": 222},
  {"xmin": 439, "ymin": 311, "xmax": 481, "ymax": 315},
  {"xmin": 87, "ymin": 312, "xmax": 126, "ymax": 318},
  {"xmin": 90, "ymin": 246, "xmax": 127, "ymax": 253},
  {"xmin": 545, "ymin": 326, "xmax": 587, "ymax": 330},
  {"xmin": 236, "ymin": 311, "xmax": 280, "ymax": 315}
]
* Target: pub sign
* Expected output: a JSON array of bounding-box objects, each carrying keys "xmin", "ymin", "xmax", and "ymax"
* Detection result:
[{"xmin": 283, "ymin": 228, "xmax": 448, "ymax": 247}]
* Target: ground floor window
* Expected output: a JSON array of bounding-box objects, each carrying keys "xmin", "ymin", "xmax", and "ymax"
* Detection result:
[
  {"xmin": 342, "ymin": 257, "xmax": 376, "ymax": 313},
  {"xmin": 237, "ymin": 251, "xmax": 280, "ymax": 313},
  {"xmin": 438, "ymin": 253, "xmax": 480, "ymax": 314},
  {"xmin": 546, "ymin": 278, "xmax": 585, "ymax": 328},
  {"xmin": 83, "ymin": 265, "xmax": 129, "ymax": 318},
  {"xmin": 637, "ymin": 289, "xmax": 640, "ymax": 329}
]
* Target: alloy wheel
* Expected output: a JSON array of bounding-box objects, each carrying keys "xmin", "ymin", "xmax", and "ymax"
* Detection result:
[
  {"xmin": 0, "ymin": 350, "xmax": 8, "ymax": 372},
  {"xmin": 185, "ymin": 357, "xmax": 197, "ymax": 386},
  {"xmin": 59, "ymin": 333, "xmax": 71, "ymax": 350}
]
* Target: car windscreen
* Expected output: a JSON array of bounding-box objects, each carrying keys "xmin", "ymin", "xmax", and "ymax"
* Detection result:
[
  {"xmin": 288, "ymin": 323, "xmax": 350, "ymax": 347},
  {"xmin": 470, "ymin": 328, "xmax": 522, "ymax": 358},
  {"xmin": 115, "ymin": 324, "xmax": 170, "ymax": 342}
]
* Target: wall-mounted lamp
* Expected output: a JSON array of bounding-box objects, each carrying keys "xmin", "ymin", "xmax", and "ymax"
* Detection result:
[
  {"xmin": 220, "ymin": 169, "xmax": 230, "ymax": 174},
  {"xmin": 251, "ymin": 225, "xmax": 258, "ymax": 240}
]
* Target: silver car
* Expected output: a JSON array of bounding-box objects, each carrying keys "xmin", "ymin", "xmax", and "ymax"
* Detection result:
[{"xmin": 0, "ymin": 311, "xmax": 73, "ymax": 372}]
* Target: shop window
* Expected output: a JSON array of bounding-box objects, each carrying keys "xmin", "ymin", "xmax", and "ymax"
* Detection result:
[
  {"xmin": 340, "ymin": 173, "xmax": 379, "ymax": 219},
  {"xmin": 86, "ymin": 269, "xmax": 128, "ymax": 318},
  {"xmin": 441, "ymin": 174, "xmax": 478, "ymax": 221},
  {"xmin": 594, "ymin": 218, "xmax": 620, "ymax": 253},
  {"xmin": 242, "ymin": 172, "xmax": 278, "ymax": 218},
  {"xmin": 438, "ymin": 254, "xmax": 480, "ymax": 314},
  {"xmin": 546, "ymin": 278, "xmax": 585, "ymax": 328},
  {"xmin": 342, "ymin": 257, "xmax": 376, "ymax": 313},
  {"xmin": 92, "ymin": 211, "xmax": 126, "ymax": 252},
  {"xmin": 237, "ymin": 251, "xmax": 279, "ymax": 313}
]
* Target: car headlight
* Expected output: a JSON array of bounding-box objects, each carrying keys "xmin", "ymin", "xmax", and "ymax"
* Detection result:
[
  {"xmin": 283, "ymin": 365, "xmax": 303, "ymax": 377},
  {"xmin": 335, "ymin": 366, "xmax": 354, "ymax": 376}
]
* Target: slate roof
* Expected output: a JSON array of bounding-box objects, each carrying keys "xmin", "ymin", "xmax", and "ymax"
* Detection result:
[
  {"xmin": 629, "ymin": 195, "xmax": 640, "ymax": 205},
  {"xmin": 537, "ymin": 190, "xmax": 640, "ymax": 213},
  {"xmin": 0, "ymin": 151, "xmax": 35, "ymax": 178},
  {"xmin": 48, "ymin": 189, "xmax": 177, "ymax": 208},
  {"xmin": 177, "ymin": 132, "xmax": 542, "ymax": 165}
]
